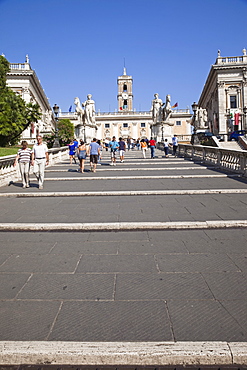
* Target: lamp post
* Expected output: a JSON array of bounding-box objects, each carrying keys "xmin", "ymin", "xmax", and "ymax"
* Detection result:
[
  {"xmin": 191, "ymin": 102, "xmax": 198, "ymax": 132},
  {"xmin": 52, "ymin": 104, "xmax": 60, "ymax": 148},
  {"xmin": 161, "ymin": 122, "xmax": 164, "ymax": 142},
  {"xmin": 191, "ymin": 102, "xmax": 198, "ymax": 144},
  {"xmin": 243, "ymin": 106, "xmax": 247, "ymax": 132}
]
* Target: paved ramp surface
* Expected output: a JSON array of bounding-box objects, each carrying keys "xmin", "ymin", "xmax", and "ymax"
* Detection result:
[{"xmin": 0, "ymin": 148, "xmax": 247, "ymax": 366}]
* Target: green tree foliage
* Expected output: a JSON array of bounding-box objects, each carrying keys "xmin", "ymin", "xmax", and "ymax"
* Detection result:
[
  {"xmin": 57, "ymin": 119, "xmax": 75, "ymax": 144},
  {"xmin": 0, "ymin": 55, "xmax": 41, "ymax": 146},
  {"xmin": 44, "ymin": 119, "xmax": 75, "ymax": 148}
]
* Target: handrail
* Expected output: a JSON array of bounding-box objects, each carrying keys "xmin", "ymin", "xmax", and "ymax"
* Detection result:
[
  {"xmin": 178, "ymin": 144, "xmax": 247, "ymax": 177},
  {"xmin": 0, "ymin": 146, "xmax": 68, "ymax": 187}
]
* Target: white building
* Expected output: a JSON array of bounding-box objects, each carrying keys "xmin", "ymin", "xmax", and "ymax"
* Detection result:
[
  {"xmin": 60, "ymin": 68, "xmax": 192, "ymax": 143},
  {"xmin": 196, "ymin": 49, "xmax": 247, "ymax": 136},
  {"xmin": 6, "ymin": 55, "xmax": 55, "ymax": 144}
]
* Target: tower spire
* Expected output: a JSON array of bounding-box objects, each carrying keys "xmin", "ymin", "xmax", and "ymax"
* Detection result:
[{"xmin": 123, "ymin": 57, "xmax": 126, "ymax": 75}]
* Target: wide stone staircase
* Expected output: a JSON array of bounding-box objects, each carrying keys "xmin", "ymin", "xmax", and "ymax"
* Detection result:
[{"xmin": 0, "ymin": 147, "xmax": 247, "ymax": 367}]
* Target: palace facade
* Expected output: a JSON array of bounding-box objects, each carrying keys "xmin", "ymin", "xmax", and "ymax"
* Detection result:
[
  {"xmin": 5, "ymin": 58, "xmax": 191, "ymax": 144},
  {"xmin": 194, "ymin": 49, "xmax": 247, "ymax": 136},
  {"xmin": 59, "ymin": 68, "xmax": 192, "ymax": 142},
  {"xmin": 6, "ymin": 55, "xmax": 55, "ymax": 144}
]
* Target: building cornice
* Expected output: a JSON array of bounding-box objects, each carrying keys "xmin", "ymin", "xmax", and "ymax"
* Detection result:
[{"xmin": 7, "ymin": 68, "xmax": 51, "ymax": 110}]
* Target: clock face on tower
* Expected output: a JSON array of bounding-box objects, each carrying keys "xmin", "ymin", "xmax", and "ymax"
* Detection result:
[{"xmin": 122, "ymin": 93, "xmax": 128, "ymax": 99}]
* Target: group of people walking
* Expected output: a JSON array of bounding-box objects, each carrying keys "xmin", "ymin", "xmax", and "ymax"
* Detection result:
[
  {"xmin": 14, "ymin": 135, "xmax": 49, "ymax": 189},
  {"xmin": 14, "ymin": 134, "xmax": 179, "ymax": 189}
]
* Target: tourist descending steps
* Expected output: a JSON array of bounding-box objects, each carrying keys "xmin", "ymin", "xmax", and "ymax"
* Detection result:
[
  {"xmin": 118, "ymin": 137, "xmax": 126, "ymax": 162},
  {"xmin": 31, "ymin": 135, "xmax": 49, "ymax": 189},
  {"xmin": 109, "ymin": 136, "xmax": 119, "ymax": 166},
  {"xmin": 14, "ymin": 140, "xmax": 32, "ymax": 188}
]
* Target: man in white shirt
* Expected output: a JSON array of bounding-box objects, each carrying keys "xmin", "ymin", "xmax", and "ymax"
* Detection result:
[{"xmin": 31, "ymin": 135, "xmax": 49, "ymax": 189}]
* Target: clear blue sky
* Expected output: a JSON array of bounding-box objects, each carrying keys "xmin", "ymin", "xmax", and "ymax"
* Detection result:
[{"xmin": 1, "ymin": 0, "xmax": 247, "ymax": 113}]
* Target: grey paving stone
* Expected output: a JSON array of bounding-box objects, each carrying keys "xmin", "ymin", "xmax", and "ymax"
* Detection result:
[
  {"xmin": 0, "ymin": 254, "xmax": 80, "ymax": 273},
  {"xmin": 167, "ymin": 299, "xmax": 247, "ymax": 341},
  {"xmin": 18, "ymin": 273, "xmax": 115, "ymax": 300},
  {"xmin": 76, "ymin": 254, "xmax": 157, "ymax": 273},
  {"xmin": 117, "ymin": 239, "xmax": 188, "ymax": 254},
  {"xmin": 0, "ymin": 301, "xmax": 61, "ymax": 340},
  {"xmin": 205, "ymin": 228, "xmax": 247, "ymax": 240},
  {"xmin": 202, "ymin": 272, "xmax": 247, "ymax": 299},
  {"xmin": 220, "ymin": 299, "xmax": 247, "ymax": 331},
  {"xmin": 184, "ymin": 238, "xmax": 247, "ymax": 254},
  {"xmin": 0, "ymin": 273, "xmax": 31, "ymax": 298},
  {"xmin": 51, "ymin": 240, "xmax": 118, "ymax": 255},
  {"xmin": 115, "ymin": 273, "xmax": 213, "ymax": 300},
  {"xmin": 227, "ymin": 253, "xmax": 247, "ymax": 271},
  {"xmin": 0, "ymin": 240, "xmax": 55, "ymax": 255},
  {"xmin": 0, "ymin": 255, "xmax": 10, "ymax": 265},
  {"xmin": 148, "ymin": 229, "xmax": 210, "ymax": 242},
  {"xmin": 155, "ymin": 253, "xmax": 239, "ymax": 273},
  {"xmin": 0, "ymin": 231, "xmax": 90, "ymax": 243},
  {"xmin": 49, "ymin": 301, "xmax": 172, "ymax": 341},
  {"xmin": 0, "ymin": 153, "xmax": 247, "ymax": 342},
  {"xmin": 88, "ymin": 231, "xmax": 149, "ymax": 242}
]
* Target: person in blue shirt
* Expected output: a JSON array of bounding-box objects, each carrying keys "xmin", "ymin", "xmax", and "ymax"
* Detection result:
[
  {"xmin": 89, "ymin": 138, "xmax": 100, "ymax": 173},
  {"xmin": 109, "ymin": 136, "xmax": 119, "ymax": 166},
  {"xmin": 68, "ymin": 140, "xmax": 76, "ymax": 165}
]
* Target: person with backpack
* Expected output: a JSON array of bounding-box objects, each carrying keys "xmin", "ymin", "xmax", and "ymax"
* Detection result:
[{"xmin": 140, "ymin": 139, "xmax": 148, "ymax": 158}]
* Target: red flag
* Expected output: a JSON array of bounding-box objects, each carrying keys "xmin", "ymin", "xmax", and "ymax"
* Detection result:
[
  {"xmin": 234, "ymin": 113, "xmax": 239, "ymax": 125},
  {"xmin": 119, "ymin": 107, "xmax": 123, "ymax": 110},
  {"xmin": 172, "ymin": 102, "xmax": 178, "ymax": 108}
]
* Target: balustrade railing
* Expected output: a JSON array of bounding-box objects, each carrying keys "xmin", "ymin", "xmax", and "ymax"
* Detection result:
[
  {"xmin": 9, "ymin": 63, "xmax": 30, "ymax": 70},
  {"xmin": 217, "ymin": 56, "xmax": 244, "ymax": 64},
  {"xmin": 0, "ymin": 146, "xmax": 68, "ymax": 187},
  {"xmin": 178, "ymin": 144, "xmax": 247, "ymax": 177}
]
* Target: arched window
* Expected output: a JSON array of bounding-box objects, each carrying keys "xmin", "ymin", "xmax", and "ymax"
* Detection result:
[{"xmin": 123, "ymin": 84, "xmax": 127, "ymax": 92}]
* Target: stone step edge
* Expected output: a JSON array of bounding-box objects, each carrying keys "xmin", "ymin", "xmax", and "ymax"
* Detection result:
[
  {"xmin": 0, "ymin": 220, "xmax": 247, "ymax": 231},
  {"xmin": 39, "ymin": 174, "xmax": 241, "ymax": 181},
  {"xmin": 45, "ymin": 167, "xmax": 212, "ymax": 172},
  {"xmin": 0, "ymin": 341, "xmax": 246, "ymax": 366},
  {"xmin": 1, "ymin": 189, "xmax": 247, "ymax": 198}
]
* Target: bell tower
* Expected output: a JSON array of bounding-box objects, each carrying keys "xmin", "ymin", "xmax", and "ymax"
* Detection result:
[{"xmin": 117, "ymin": 67, "xmax": 133, "ymax": 112}]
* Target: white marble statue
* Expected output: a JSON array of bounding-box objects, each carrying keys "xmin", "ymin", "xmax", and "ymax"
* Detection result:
[
  {"xmin": 163, "ymin": 94, "xmax": 172, "ymax": 123},
  {"xmin": 151, "ymin": 93, "xmax": 163, "ymax": 124},
  {"xmin": 197, "ymin": 107, "xmax": 208, "ymax": 128},
  {"xmin": 82, "ymin": 94, "xmax": 96, "ymax": 126},
  {"xmin": 74, "ymin": 97, "xmax": 84, "ymax": 122}
]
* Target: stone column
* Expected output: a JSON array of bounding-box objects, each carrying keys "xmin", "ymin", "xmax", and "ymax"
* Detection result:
[
  {"xmin": 217, "ymin": 82, "xmax": 227, "ymax": 137},
  {"xmin": 96, "ymin": 123, "xmax": 102, "ymax": 140},
  {"xmin": 113, "ymin": 123, "xmax": 118, "ymax": 138},
  {"xmin": 132, "ymin": 122, "xmax": 138, "ymax": 139}
]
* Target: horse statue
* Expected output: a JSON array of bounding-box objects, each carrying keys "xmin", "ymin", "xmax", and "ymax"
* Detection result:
[
  {"xmin": 74, "ymin": 97, "xmax": 84, "ymax": 122},
  {"xmin": 163, "ymin": 94, "xmax": 172, "ymax": 124}
]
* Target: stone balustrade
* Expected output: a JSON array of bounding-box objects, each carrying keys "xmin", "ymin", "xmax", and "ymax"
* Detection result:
[
  {"xmin": 0, "ymin": 146, "xmax": 69, "ymax": 187},
  {"xmin": 216, "ymin": 56, "xmax": 246, "ymax": 64},
  {"xmin": 178, "ymin": 144, "xmax": 247, "ymax": 177},
  {"xmin": 9, "ymin": 63, "xmax": 30, "ymax": 70}
]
